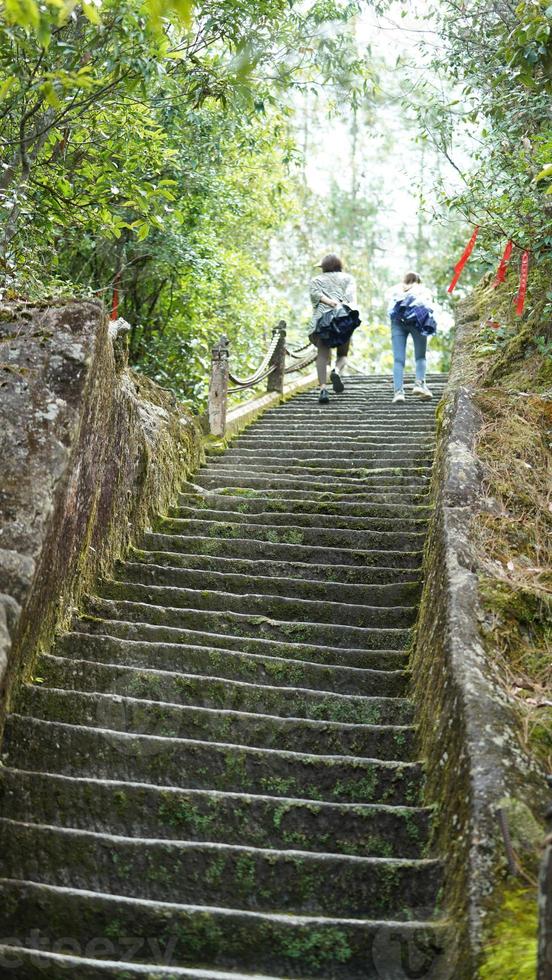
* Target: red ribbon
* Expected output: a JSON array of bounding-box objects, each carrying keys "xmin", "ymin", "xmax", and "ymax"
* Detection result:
[
  {"xmin": 493, "ymin": 240, "xmax": 513, "ymax": 287},
  {"xmin": 515, "ymin": 250, "xmax": 530, "ymax": 316},
  {"xmin": 448, "ymin": 226, "xmax": 480, "ymax": 293}
]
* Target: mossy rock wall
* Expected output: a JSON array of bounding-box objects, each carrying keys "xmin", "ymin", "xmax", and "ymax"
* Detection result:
[
  {"xmin": 410, "ymin": 301, "xmax": 547, "ymax": 977},
  {"xmin": 0, "ymin": 300, "xmax": 203, "ymax": 735}
]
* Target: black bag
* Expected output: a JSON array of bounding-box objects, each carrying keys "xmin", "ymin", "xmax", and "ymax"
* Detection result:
[{"xmin": 313, "ymin": 304, "xmax": 362, "ymax": 348}]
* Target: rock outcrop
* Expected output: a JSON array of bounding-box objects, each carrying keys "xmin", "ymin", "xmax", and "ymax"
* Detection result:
[{"xmin": 0, "ymin": 301, "xmax": 203, "ymax": 734}]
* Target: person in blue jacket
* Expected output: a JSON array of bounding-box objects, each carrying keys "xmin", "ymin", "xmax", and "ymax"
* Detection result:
[{"xmin": 388, "ymin": 272, "xmax": 437, "ymax": 404}]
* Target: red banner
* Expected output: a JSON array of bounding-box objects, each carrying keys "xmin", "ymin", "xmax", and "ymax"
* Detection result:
[
  {"xmin": 110, "ymin": 288, "xmax": 119, "ymax": 320},
  {"xmin": 515, "ymin": 250, "xmax": 530, "ymax": 316},
  {"xmin": 493, "ymin": 240, "xmax": 514, "ymax": 287},
  {"xmin": 110, "ymin": 272, "xmax": 120, "ymax": 321},
  {"xmin": 448, "ymin": 226, "xmax": 480, "ymax": 293}
]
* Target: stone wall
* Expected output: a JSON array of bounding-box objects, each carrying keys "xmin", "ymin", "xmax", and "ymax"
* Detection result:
[
  {"xmin": 410, "ymin": 304, "xmax": 546, "ymax": 977},
  {"xmin": 0, "ymin": 300, "xmax": 203, "ymax": 735}
]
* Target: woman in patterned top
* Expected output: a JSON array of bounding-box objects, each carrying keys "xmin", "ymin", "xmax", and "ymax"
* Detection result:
[{"xmin": 309, "ymin": 254, "xmax": 357, "ymax": 405}]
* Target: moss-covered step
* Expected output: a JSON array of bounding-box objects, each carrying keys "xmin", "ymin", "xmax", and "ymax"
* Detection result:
[
  {"xmin": 121, "ymin": 561, "xmax": 421, "ymax": 607},
  {"xmin": 17, "ymin": 685, "xmax": 415, "ymax": 758},
  {"xmin": 128, "ymin": 548, "xmax": 422, "ymax": 586},
  {"xmin": 251, "ymin": 419, "xmax": 438, "ymax": 433},
  {"xmin": 169, "ymin": 506, "xmax": 429, "ymax": 534},
  {"xmin": 81, "ymin": 596, "xmax": 413, "ymax": 650},
  {"xmin": 0, "ymin": 880, "xmax": 451, "ymax": 979},
  {"xmin": 23, "ymin": 660, "xmax": 414, "ymax": 724},
  {"xmin": 203, "ymin": 457, "xmax": 434, "ymax": 476},
  {"xmin": 0, "ymin": 820, "xmax": 442, "ymax": 916},
  {"xmin": 256, "ymin": 415, "xmax": 438, "ymax": 428},
  {"xmin": 176, "ymin": 491, "xmax": 433, "ymax": 520},
  {"xmin": 236, "ymin": 433, "xmax": 435, "ymax": 448},
  {"xmin": 196, "ymin": 464, "xmax": 432, "ymax": 489},
  {"xmin": 151, "ymin": 517, "xmax": 427, "ymax": 553},
  {"xmin": 216, "ymin": 448, "xmax": 433, "ymax": 468},
  {"xmin": 189, "ymin": 473, "xmax": 430, "ymax": 498},
  {"xmin": 264, "ymin": 400, "xmax": 440, "ymax": 413},
  {"xmin": 141, "ymin": 532, "xmax": 424, "ymax": 570},
  {"xmin": 117, "ymin": 561, "xmax": 422, "ymax": 609},
  {"xmin": 75, "ymin": 612, "xmax": 411, "ymax": 659},
  {"xmin": 97, "ymin": 581, "xmax": 417, "ymax": 631},
  {"xmin": 0, "ymin": 950, "xmax": 299, "ymax": 980},
  {"xmin": 40, "ymin": 646, "xmax": 409, "ymax": 698},
  {"xmin": 54, "ymin": 631, "xmax": 410, "ymax": 679},
  {"xmin": 4, "ymin": 716, "xmax": 424, "ymax": 804},
  {"xmin": 0, "ymin": 770, "xmax": 431, "ymax": 857}
]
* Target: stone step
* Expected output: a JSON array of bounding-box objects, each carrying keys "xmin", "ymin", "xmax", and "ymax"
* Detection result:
[
  {"xmin": 54, "ymin": 631, "xmax": 409, "ymax": 677},
  {"xmin": 235, "ymin": 435, "xmax": 436, "ymax": 450},
  {"xmin": 4, "ymin": 716, "xmax": 423, "ymax": 805},
  {"xmin": 204, "ymin": 456, "xmax": 434, "ymax": 473},
  {"xmin": 16, "ymin": 684, "xmax": 415, "ymax": 759},
  {"xmin": 0, "ymin": 820, "xmax": 441, "ymax": 918},
  {"xmin": 140, "ymin": 533, "xmax": 424, "ymax": 570},
  {"xmin": 82, "ymin": 596, "xmax": 413, "ymax": 650},
  {"xmin": 33, "ymin": 653, "xmax": 412, "ymax": 724},
  {"xmin": 274, "ymin": 394, "xmax": 444, "ymax": 403},
  {"xmin": 260, "ymin": 410, "xmax": 439, "ymax": 422},
  {"xmin": 117, "ymin": 560, "xmax": 422, "ymax": 607},
  {"xmin": 251, "ymin": 415, "xmax": 438, "ymax": 426},
  {"xmin": 197, "ymin": 464, "xmax": 432, "ymax": 487},
  {"xmin": 0, "ymin": 769, "xmax": 431, "ymax": 857},
  {"xmin": 170, "ymin": 506, "xmax": 429, "ymax": 534},
  {"xmin": 216, "ymin": 448, "xmax": 434, "ymax": 466},
  {"xmin": 0, "ymin": 880, "xmax": 450, "ymax": 979},
  {"xmin": 177, "ymin": 491, "xmax": 432, "ymax": 520},
  {"xmin": 98, "ymin": 581, "xmax": 418, "ymax": 630},
  {"xmin": 130, "ymin": 548, "xmax": 421, "ymax": 585},
  {"xmin": 188, "ymin": 475, "xmax": 430, "ymax": 497},
  {"xmin": 145, "ymin": 519, "xmax": 427, "ymax": 553}
]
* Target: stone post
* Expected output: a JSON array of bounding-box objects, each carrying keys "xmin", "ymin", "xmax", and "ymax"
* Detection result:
[
  {"xmin": 266, "ymin": 320, "xmax": 287, "ymax": 395},
  {"xmin": 208, "ymin": 336, "xmax": 229, "ymax": 437}
]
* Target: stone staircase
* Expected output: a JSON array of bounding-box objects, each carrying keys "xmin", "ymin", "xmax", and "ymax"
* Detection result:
[{"xmin": 0, "ymin": 373, "xmax": 450, "ymax": 979}]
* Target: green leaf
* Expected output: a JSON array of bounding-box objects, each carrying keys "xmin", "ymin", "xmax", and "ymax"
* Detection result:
[
  {"xmin": 82, "ymin": 2, "xmax": 101, "ymax": 25},
  {"xmin": 3, "ymin": 0, "xmax": 40, "ymax": 30},
  {"xmin": 0, "ymin": 76, "xmax": 18, "ymax": 100},
  {"xmin": 535, "ymin": 164, "xmax": 552, "ymax": 182},
  {"xmin": 41, "ymin": 80, "xmax": 61, "ymax": 108}
]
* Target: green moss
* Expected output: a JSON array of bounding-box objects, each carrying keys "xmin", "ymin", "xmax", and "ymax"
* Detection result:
[
  {"xmin": 158, "ymin": 798, "xmax": 215, "ymax": 835},
  {"xmin": 479, "ymin": 885, "xmax": 537, "ymax": 979},
  {"xmin": 219, "ymin": 487, "xmax": 257, "ymax": 497},
  {"xmin": 278, "ymin": 927, "xmax": 352, "ymax": 969},
  {"xmin": 234, "ymin": 853, "xmax": 256, "ymax": 891},
  {"xmin": 282, "ymin": 529, "xmax": 304, "ymax": 545},
  {"xmin": 113, "ymin": 791, "xmax": 128, "ymax": 811},
  {"xmin": 204, "ymin": 854, "xmax": 227, "ymax": 885},
  {"xmin": 207, "ymin": 522, "xmax": 239, "ymax": 539},
  {"xmin": 261, "ymin": 775, "xmax": 297, "ymax": 795}
]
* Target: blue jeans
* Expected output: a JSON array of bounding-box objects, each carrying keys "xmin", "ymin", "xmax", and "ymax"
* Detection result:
[{"xmin": 391, "ymin": 320, "xmax": 427, "ymax": 391}]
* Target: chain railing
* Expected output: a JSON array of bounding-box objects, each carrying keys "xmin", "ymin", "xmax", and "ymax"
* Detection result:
[{"xmin": 207, "ymin": 321, "xmax": 316, "ymax": 436}]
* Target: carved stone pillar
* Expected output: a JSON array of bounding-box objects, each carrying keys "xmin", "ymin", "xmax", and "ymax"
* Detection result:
[
  {"xmin": 267, "ymin": 320, "xmax": 287, "ymax": 395},
  {"xmin": 208, "ymin": 336, "xmax": 229, "ymax": 436}
]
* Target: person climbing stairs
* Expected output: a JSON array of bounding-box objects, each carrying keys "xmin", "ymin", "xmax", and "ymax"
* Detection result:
[{"xmin": 0, "ymin": 373, "xmax": 450, "ymax": 979}]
